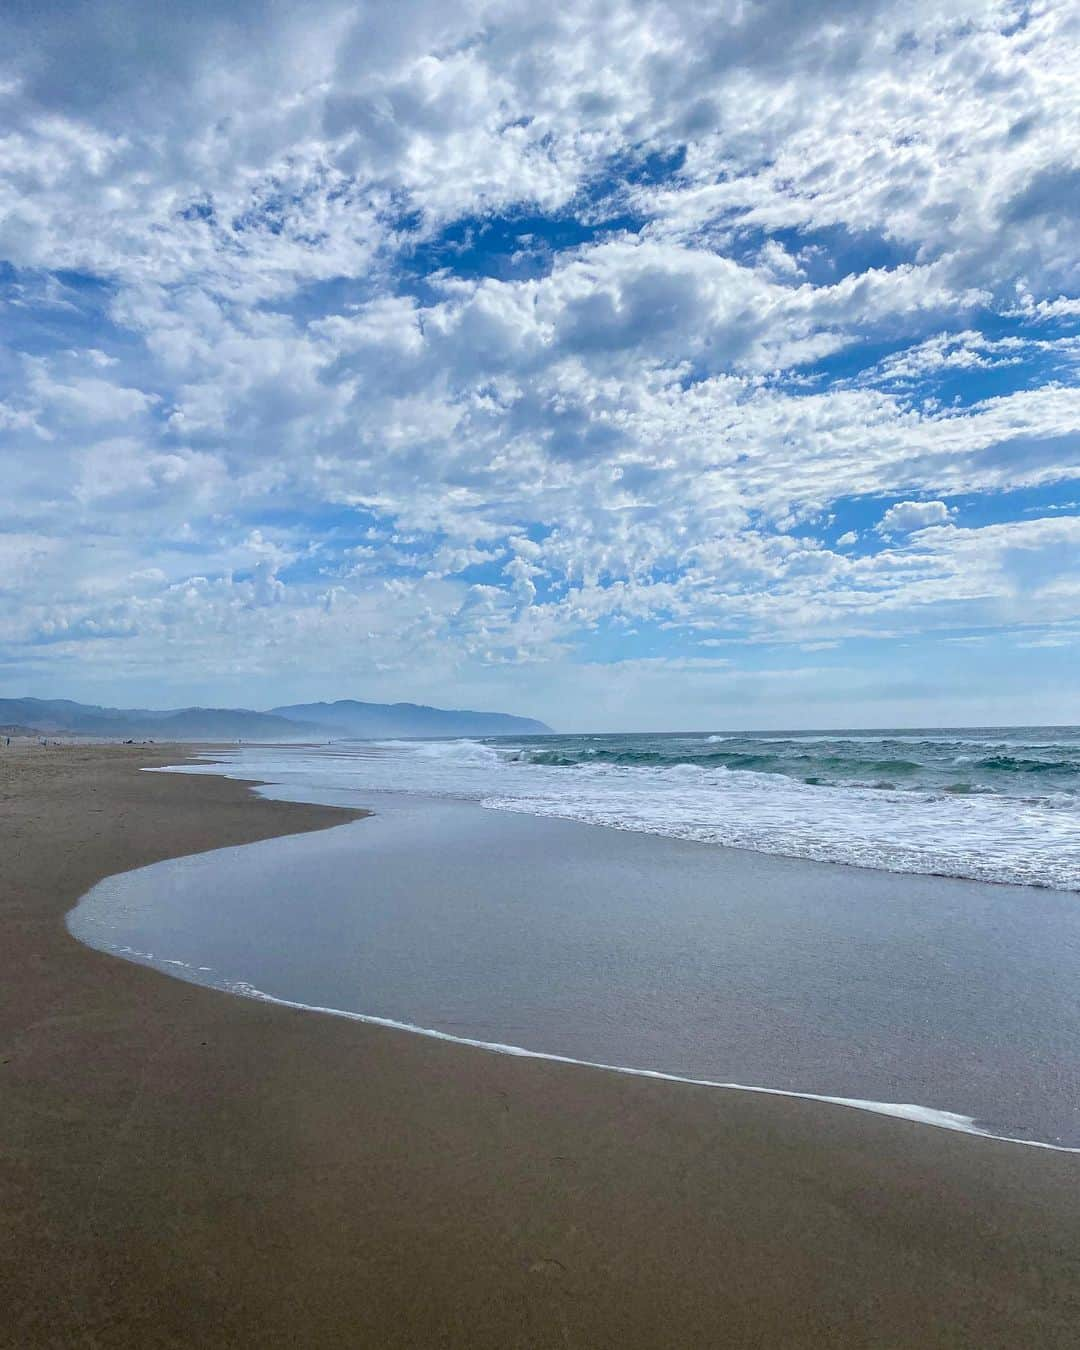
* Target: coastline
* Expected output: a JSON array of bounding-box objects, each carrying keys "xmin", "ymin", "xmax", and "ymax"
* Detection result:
[
  {"xmin": 72, "ymin": 775, "xmax": 1080, "ymax": 1151},
  {"xmin": 3, "ymin": 744, "xmax": 1080, "ymax": 1346}
]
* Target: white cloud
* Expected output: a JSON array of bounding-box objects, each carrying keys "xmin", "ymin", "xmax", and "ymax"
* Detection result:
[
  {"xmin": 876, "ymin": 501, "xmax": 954, "ymax": 535},
  {"xmin": 0, "ymin": 0, "xmax": 1078, "ymax": 718}
]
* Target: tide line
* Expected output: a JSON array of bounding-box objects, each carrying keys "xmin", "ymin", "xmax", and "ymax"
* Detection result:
[{"xmin": 98, "ymin": 937, "xmax": 1077, "ymax": 1155}]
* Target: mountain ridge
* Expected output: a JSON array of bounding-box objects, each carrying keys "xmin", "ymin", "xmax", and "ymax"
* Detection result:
[
  {"xmin": 0, "ymin": 696, "xmax": 552, "ymax": 740},
  {"xmin": 271, "ymin": 699, "xmax": 550, "ymax": 738}
]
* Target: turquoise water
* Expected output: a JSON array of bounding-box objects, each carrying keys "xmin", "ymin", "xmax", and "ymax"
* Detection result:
[{"xmin": 501, "ymin": 726, "xmax": 1080, "ymax": 797}]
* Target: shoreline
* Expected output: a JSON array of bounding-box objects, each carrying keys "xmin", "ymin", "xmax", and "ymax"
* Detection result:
[
  {"xmin": 4, "ymin": 743, "xmax": 1080, "ymax": 1346},
  {"xmin": 79, "ymin": 759, "xmax": 1080, "ymax": 1152},
  {"xmin": 70, "ymin": 820, "xmax": 1071, "ymax": 1156}
]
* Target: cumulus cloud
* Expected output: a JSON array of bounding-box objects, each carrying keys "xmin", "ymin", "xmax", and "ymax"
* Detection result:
[
  {"xmin": 876, "ymin": 501, "xmax": 954, "ymax": 535},
  {"xmin": 0, "ymin": 0, "xmax": 1078, "ymax": 722}
]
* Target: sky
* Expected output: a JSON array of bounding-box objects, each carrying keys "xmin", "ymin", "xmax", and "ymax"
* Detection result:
[{"xmin": 1, "ymin": 0, "xmax": 1078, "ymax": 732}]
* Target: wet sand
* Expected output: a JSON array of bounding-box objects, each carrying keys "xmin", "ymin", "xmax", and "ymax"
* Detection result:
[{"xmin": 2, "ymin": 743, "xmax": 1079, "ymax": 1347}]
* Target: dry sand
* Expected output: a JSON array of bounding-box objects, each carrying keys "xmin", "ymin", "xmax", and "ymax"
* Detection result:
[{"xmin": 2, "ymin": 742, "xmax": 1079, "ymax": 1348}]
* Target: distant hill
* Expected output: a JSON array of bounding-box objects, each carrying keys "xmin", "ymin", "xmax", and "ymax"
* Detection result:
[
  {"xmin": 270, "ymin": 699, "xmax": 552, "ymax": 738},
  {"xmin": 148, "ymin": 708, "xmax": 326, "ymax": 739},
  {"xmin": 0, "ymin": 697, "xmax": 321, "ymax": 741},
  {"xmin": 0, "ymin": 696, "xmax": 552, "ymax": 741},
  {"xmin": 0, "ymin": 698, "xmax": 138, "ymax": 732}
]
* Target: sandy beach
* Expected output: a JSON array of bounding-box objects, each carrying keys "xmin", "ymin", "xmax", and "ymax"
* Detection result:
[{"xmin": 3, "ymin": 743, "xmax": 1080, "ymax": 1348}]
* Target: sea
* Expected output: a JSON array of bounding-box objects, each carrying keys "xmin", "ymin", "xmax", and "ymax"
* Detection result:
[
  {"xmin": 189, "ymin": 725, "xmax": 1080, "ymax": 890},
  {"xmin": 67, "ymin": 726, "xmax": 1080, "ymax": 1149}
]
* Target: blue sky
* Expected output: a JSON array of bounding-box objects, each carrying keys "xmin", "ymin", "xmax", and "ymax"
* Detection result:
[{"xmin": 1, "ymin": 0, "xmax": 1078, "ymax": 730}]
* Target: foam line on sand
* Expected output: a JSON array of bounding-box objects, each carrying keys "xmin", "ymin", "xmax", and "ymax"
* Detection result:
[{"xmin": 92, "ymin": 939, "xmax": 1079, "ymax": 1156}]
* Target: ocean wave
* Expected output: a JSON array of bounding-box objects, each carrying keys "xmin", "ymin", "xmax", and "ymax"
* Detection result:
[
  {"xmin": 170, "ymin": 728, "xmax": 1080, "ymax": 889},
  {"xmin": 511, "ymin": 742, "xmax": 1080, "ymax": 790},
  {"xmin": 373, "ymin": 737, "xmax": 506, "ymax": 765},
  {"xmin": 973, "ymin": 754, "xmax": 1078, "ymax": 773}
]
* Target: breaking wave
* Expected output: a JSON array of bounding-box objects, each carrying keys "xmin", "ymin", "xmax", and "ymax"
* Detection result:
[{"xmin": 168, "ymin": 726, "xmax": 1080, "ymax": 890}]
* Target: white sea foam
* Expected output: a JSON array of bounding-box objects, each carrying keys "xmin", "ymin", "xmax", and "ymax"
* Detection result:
[{"xmin": 481, "ymin": 770, "xmax": 1080, "ymax": 889}]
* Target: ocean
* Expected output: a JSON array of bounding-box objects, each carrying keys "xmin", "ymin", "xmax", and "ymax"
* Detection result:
[{"xmin": 184, "ymin": 726, "xmax": 1080, "ymax": 890}]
